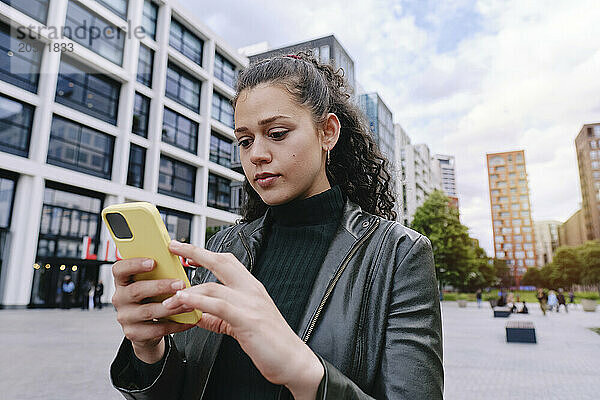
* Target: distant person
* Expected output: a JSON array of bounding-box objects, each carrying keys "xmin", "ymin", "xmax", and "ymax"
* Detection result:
[
  {"xmin": 94, "ymin": 280, "xmax": 104, "ymax": 309},
  {"xmin": 518, "ymin": 302, "xmax": 529, "ymax": 314},
  {"xmin": 557, "ymin": 288, "xmax": 568, "ymax": 313},
  {"xmin": 569, "ymin": 290, "xmax": 575, "ymax": 307},
  {"xmin": 80, "ymin": 280, "xmax": 92, "ymax": 310},
  {"xmin": 506, "ymin": 292, "xmax": 514, "ymax": 305},
  {"xmin": 476, "ymin": 289, "xmax": 482, "ymax": 308},
  {"xmin": 536, "ymin": 288, "xmax": 548, "ymax": 316},
  {"xmin": 61, "ymin": 275, "xmax": 75, "ymax": 309},
  {"xmin": 547, "ymin": 290, "xmax": 558, "ymax": 312},
  {"xmin": 497, "ymin": 293, "xmax": 506, "ymax": 307}
]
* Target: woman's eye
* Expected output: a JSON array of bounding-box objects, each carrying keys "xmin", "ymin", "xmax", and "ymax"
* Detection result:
[
  {"xmin": 269, "ymin": 130, "xmax": 288, "ymax": 139},
  {"xmin": 238, "ymin": 139, "xmax": 251, "ymax": 148}
]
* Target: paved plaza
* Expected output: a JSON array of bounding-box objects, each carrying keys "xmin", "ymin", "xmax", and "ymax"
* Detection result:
[{"xmin": 0, "ymin": 302, "xmax": 598, "ymax": 399}]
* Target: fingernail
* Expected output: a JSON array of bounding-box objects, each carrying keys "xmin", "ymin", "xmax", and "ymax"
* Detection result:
[
  {"xmin": 142, "ymin": 259, "xmax": 154, "ymax": 269},
  {"xmin": 162, "ymin": 296, "xmax": 175, "ymax": 307},
  {"xmin": 171, "ymin": 280, "xmax": 184, "ymax": 290},
  {"xmin": 170, "ymin": 240, "xmax": 182, "ymax": 249}
]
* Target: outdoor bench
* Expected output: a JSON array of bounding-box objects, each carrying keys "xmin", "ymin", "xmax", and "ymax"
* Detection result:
[
  {"xmin": 493, "ymin": 306, "xmax": 511, "ymax": 318},
  {"xmin": 505, "ymin": 320, "xmax": 536, "ymax": 343}
]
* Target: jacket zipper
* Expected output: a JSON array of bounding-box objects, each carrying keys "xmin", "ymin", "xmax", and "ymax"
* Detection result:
[
  {"xmin": 301, "ymin": 219, "xmax": 380, "ymax": 344},
  {"xmin": 239, "ymin": 220, "xmax": 379, "ymax": 400}
]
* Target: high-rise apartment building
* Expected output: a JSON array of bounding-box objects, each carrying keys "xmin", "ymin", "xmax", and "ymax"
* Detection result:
[
  {"xmin": 575, "ymin": 123, "xmax": 600, "ymax": 241},
  {"xmin": 558, "ymin": 209, "xmax": 586, "ymax": 247},
  {"xmin": 432, "ymin": 154, "xmax": 457, "ymax": 198},
  {"xmin": 246, "ymin": 35, "xmax": 356, "ymax": 92},
  {"xmin": 0, "ymin": 0, "xmax": 247, "ymax": 308},
  {"xmin": 534, "ymin": 220, "xmax": 560, "ymax": 266},
  {"xmin": 396, "ymin": 124, "xmax": 441, "ymax": 225},
  {"xmin": 359, "ymin": 93, "xmax": 395, "ymax": 167},
  {"xmin": 486, "ymin": 150, "xmax": 537, "ymax": 282}
]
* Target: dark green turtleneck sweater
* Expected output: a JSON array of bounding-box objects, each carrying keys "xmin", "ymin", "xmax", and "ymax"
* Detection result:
[
  {"xmin": 204, "ymin": 185, "xmax": 345, "ymax": 399},
  {"xmin": 132, "ymin": 185, "xmax": 345, "ymax": 398}
]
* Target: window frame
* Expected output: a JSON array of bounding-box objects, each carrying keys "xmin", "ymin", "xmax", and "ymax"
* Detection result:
[
  {"xmin": 158, "ymin": 155, "xmax": 196, "ymax": 202},
  {"xmin": 0, "ymin": 93, "xmax": 35, "ymax": 157},
  {"xmin": 161, "ymin": 107, "xmax": 198, "ymax": 154},
  {"xmin": 46, "ymin": 115, "xmax": 115, "ymax": 180}
]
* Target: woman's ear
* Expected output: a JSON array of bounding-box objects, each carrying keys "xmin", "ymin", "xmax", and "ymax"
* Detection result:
[{"xmin": 321, "ymin": 113, "xmax": 341, "ymax": 151}]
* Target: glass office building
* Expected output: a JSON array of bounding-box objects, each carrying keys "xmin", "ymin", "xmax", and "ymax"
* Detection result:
[{"xmin": 0, "ymin": 0, "xmax": 246, "ymax": 308}]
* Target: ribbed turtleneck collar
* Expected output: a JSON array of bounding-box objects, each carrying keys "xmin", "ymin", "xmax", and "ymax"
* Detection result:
[{"xmin": 269, "ymin": 185, "xmax": 345, "ymax": 227}]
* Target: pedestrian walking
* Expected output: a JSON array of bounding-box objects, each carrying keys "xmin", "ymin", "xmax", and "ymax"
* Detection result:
[
  {"xmin": 476, "ymin": 289, "xmax": 482, "ymax": 308},
  {"xmin": 94, "ymin": 280, "xmax": 104, "ymax": 309},
  {"xmin": 80, "ymin": 280, "xmax": 92, "ymax": 310},
  {"xmin": 569, "ymin": 290, "xmax": 575, "ymax": 309},
  {"xmin": 537, "ymin": 288, "xmax": 548, "ymax": 316},
  {"xmin": 108, "ymin": 52, "xmax": 444, "ymax": 399},
  {"xmin": 60, "ymin": 275, "xmax": 74, "ymax": 309},
  {"xmin": 547, "ymin": 290, "xmax": 558, "ymax": 312},
  {"xmin": 557, "ymin": 288, "xmax": 568, "ymax": 313}
]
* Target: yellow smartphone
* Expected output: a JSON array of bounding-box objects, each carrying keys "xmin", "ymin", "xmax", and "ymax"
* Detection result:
[{"xmin": 101, "ymin": 202, "xmax": 201, "ymax": 324}]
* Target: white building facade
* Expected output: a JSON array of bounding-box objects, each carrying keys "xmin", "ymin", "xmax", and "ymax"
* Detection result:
[
  {"xmin": 0, "ymin": 0, "xmax": 247, "ymax": 307},
  {"xmin": 394, "ymin": 124, "xmax": 441, "ymax": 226},
  {"xmin": 534, "ymin": 220, "xmax": 561, "ymax": 266},
  {"xmin": 432, "ymin": 154, "xmax": 457, "ymax": 198}
]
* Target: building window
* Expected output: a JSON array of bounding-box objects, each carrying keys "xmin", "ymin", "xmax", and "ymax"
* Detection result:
[
  {"xmin": 47, "ymin": 115, "xmax": 115, "ymax": 179},
  {"xmin": 162, "ymin": 108, "xmax": 198, "ymax": 154},
  {"xmin": 214, "ymin": 53, "xmax": 236, "ymax": 88},
  {"xmin": 212, "ymin": 92, "xmax": 234, "ymax": 128},
  {"xmin": 165, "ymin": 61, "xmax": 201, "ymax": 112},
  {"xmin": 55, "ymin": 57, "xmax": 121, "ymax": 125},
  {"xmin": 158, "ymin": 155, "xmax": 195, "ymax": 202},
  {"xmin": 0, "ymin": 93, "xmax": 34, "ymax": 157},
  {"xmin": 142, "ymin": 0, "xmax": 158, "ymax": 40},
  {"xmin": 169, "ymin": 18, "xmax": 203, "ymax": 66},
  {"xmin": 0, "ymin": 0, "xmax": 49, "ymax": 24},
  {"xmin": 137, "ymin": 44, "xmax": 154, "ymax": 87},
  {"xmin": 36, "ymin": 184, "xmax": 103, "ymax": 259},
  {"xmin": 126, "ymin": 143, "xmax": 145, "ymax": 188},
  {"xmin": 31, "ymin": 184, "xmax": 104, "ymax": 307},
  {"xmin": 594, "ymin": 126, "xmax": 600, "ymax": 138},
  {"xmin": 209, "ymin": 132, "xmax": 233, "ymax": 168},
  {"xmin": 0, "ymin": 20, "xmax": 43, "ymax": 92},
  {"xmin": 132, "ymin": 92, "xmax": 150, "ymax": 138},
  {"xmin": 158, "ymin": 207, "xmax": 191, "ymax": 243},
  {"xmin": 94, "ymin": 0, "xmax": 128, "ymax": 19},
  {"xmin": 64, "ymin": 1, "xmax": 125, "ymax": 65},
  {"xmin": 207, "ymin": 173, "xmax": 232, "ymax": 211},
  {"xmin": 320, "ymin": 45, "xmax": 330, "ymax": 64},
  {"xmin": 0, "ymin": 172, "xmax": 16, "ymax": 228}
]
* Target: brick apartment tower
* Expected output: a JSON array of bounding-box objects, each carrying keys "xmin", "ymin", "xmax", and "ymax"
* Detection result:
[
  {"xmin": 486, "ymin": 151, "xmax": 537, "ymax": 285},
  {"xmin": 575, "ymin": 123, "xmax": 600, "ymax": 241}
]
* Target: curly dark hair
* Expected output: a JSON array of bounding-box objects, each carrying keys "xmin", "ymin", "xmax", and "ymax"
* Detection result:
[{"xmin": 233, "ymin": 51, "xmax": 397, "ymax": 222}]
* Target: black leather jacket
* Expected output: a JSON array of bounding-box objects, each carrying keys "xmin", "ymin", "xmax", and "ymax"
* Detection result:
[{"xmin": 111, "ymin": 199, "xmax": 444, "ymax": 399}]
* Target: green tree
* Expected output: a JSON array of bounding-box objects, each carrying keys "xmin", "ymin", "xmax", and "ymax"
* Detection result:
[
  {"xmin": 579, "ymin": 240, "xmax": 600, "ymax": 288},
  {"xmin": 410, "ymin": 190, "xmax": 477, "ymax": 291},
  {"xmin": 493, "ymin": 258, "xmax": 514, "ymax": 287},
  {"xmin": 521, "ymin": 266, "xmax": 543, "ymax": 287},
  {"xmin": 550, "ymin": 246, "xmax": 582, "ymax": 288}
]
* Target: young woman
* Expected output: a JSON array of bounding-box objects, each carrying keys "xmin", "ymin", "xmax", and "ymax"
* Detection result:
[{"xmin": 110, "ymin": 53, "xmax": 443, "ymax": 399}]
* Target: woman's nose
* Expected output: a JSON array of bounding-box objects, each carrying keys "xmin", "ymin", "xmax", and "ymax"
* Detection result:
[{"xmin": 249, "ymin": 141, "xmax": 272, "ymax": 164}]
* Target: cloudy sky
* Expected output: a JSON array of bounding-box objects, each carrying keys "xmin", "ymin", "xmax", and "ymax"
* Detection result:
[{"xmin": 179, "ymin": 0, "xmax": 600, "ymax": 255}]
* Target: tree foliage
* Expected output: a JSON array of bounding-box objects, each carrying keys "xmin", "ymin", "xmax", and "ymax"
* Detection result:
[
  {"xmin": 519, "ymin": 240, "xmax": 600, "ymax": 289},
  {"xmin": 411, "ymin": 190, "xmax": 493, "ymax": 291}
]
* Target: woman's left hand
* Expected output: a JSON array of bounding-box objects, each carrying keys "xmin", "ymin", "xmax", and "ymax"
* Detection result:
[{"xmin": 163, "ymin": 240, "xmax": 324, "ymax": 400}]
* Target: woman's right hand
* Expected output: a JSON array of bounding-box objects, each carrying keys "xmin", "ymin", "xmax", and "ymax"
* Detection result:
[{"xmin": 111, "ymin": 258, "xmax": 196, "ymax": 363}]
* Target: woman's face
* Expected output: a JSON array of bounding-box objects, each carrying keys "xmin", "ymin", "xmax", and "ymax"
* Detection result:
[{"xmin": 234, "ymin": 84, "xmax": 331, "ymax": 205}]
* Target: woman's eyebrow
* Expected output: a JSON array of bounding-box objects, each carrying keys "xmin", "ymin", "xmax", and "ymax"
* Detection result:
[{"xmin": 234, "ymin": 115, "xmax": 292, "ymax": 133}]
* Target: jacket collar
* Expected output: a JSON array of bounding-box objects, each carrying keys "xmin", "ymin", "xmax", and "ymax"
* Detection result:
[{"xmin": 236, "ymin": 197, "xmax": 380, "ymax": 338}]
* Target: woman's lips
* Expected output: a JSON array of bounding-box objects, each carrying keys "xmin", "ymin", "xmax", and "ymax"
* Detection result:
[{"xmin": 256, "ymin": 175, "xmax": 280, "ymax": 188}]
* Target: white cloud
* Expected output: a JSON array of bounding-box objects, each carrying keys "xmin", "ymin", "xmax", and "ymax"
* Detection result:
[{"xmin": 179, "ymin": 0, "xmax": 600, "ymax": 256}]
